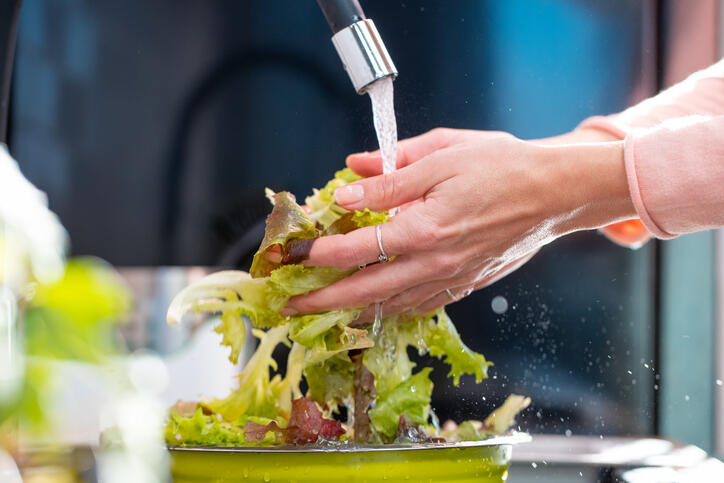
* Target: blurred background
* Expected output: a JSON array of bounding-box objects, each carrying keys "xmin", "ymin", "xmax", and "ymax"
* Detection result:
[{"xmin": 3, "ymin": 0, "xmax": 723, "ymax": 479}]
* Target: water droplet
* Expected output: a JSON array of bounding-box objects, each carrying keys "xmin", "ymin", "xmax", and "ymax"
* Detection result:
[
  {"xmin": 717, "ymin": 379, "xmax": 722, "ymax": 386},
  {"xmin": 565, "ymin": 429, "xmax": 572, "ymax": 437},
  {"xmin": 264, "ymin": 472, "xmax": 271, "ymax": 482},
  {"xmin": 243, "ymin": 468, "xmax": 249, "ymax": 478},
  {"xmin": 491, "ymin": 295, "xmax": 509, "ymax": 314},
  {"xmin": 685, "ymin": 394, "xmax": 690, "ymax": 401},
  {"xmin": 531, "ymin": 462, "xmax": 538, "ymax": 468}
]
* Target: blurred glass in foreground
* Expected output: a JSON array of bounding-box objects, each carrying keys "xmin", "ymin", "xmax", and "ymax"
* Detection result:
[{"xmin": 1, "ymin": 144, "xmax": 168, "ymax": 482}]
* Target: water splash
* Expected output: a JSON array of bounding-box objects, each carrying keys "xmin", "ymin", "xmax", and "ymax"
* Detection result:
[{"xmin": 372, "ymin": 302, "xmax": 383, "ymax": 337}]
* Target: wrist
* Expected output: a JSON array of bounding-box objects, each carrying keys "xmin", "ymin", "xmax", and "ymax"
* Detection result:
[
  {"xmin": 534, "ymin": 127, "xmax": 622, "ymax": 145},
  {"xmin": 539, "ymin": 140, "xmax": 636, "ymax": 234}
]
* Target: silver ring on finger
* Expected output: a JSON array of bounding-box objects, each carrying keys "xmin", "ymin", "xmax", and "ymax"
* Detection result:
[
  {"xmin": 445, "ymin": 289, "xmax": 458, "ymax": 302},
  {"xmin": 376, "ymin": 224, "xmax": 389, "ymax": 263}
]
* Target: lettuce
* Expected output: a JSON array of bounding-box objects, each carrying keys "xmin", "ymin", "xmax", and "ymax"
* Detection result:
[
  {"xmin": 166, "ymin": 408, "xmax": 248, "ymax": 446},
  {"xmin": 213, "ymin": 312, "xmax": 246, "ymax": 365},
  {"xmin": 165, "ymin": 168, "xmax": 522, "ymax": 446},
  {"xmin": 439, "ymin": 395, "xmax": 532, "ymax": 442},
  {"xmin": 305, "ymin": 168, "xmax": 362, "ymax": 229},
  {"xmin": 483, "ymin": 394, "xmax": 531, "ymax": 436},
  {"xmin": 206, "ymin": 326, "xmax": 292, "ymax": 422},
  {"xmin": 424, "ymin": 310, "xmax": 493, "ymax": 384},
  {"xmin": 324, "ymin": 208, "xmax": 390, "ymax": 236},
  {"xmin": 352, "ymin": 208, "xmax": 389, "ymax": 228},
  {"xmin": 167, "ymin": 265, "xmax": 355, "ymax": 363},
  {"xmin": 363, "ymin": 311, "xmax": 492, "ymax": 441},
  {"xmin": 304, "ymin": 353, "xmax": 355, "ymax": 407},
  {"xmin": 368, "ymin": 368, "xmax": 433, "ymax": 439},
  {"xmin": 250, "ymin": 191, "xmax": 319, "ymax": 278},
  {"xmin": 288, "ymin": 309, "xmax": 373, "ymax": 364},
  {"xmin": 363, "ymin": 315, "xmax": 425, "ymax": 397}
]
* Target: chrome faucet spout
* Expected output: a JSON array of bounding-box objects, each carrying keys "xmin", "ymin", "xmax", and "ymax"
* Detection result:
[{"xmin": 317, "ymin": 0, "xmax": 397, "ymax": 94}]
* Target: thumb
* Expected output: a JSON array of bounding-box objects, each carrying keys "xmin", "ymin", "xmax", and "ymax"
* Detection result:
[{"xmin": 334, "ymin": 156, "xmax": 451, "ymax": 212}]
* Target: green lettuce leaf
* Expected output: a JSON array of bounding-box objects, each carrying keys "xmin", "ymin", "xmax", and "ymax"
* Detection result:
[
  {"xmin": 304, "ymin": 353, "xmax": 355, "ymax": 407},
  {"xmin": 288, "ymin": 309, "xmax": 360, "ymax": 346},
  {"xmin": 424, "ymin": 310, "xmax": 493, "ymax": 384},
  {"xmin": 483, "ymin": 394, "xmax": 531, "ymax": 436},
  {"xmin": 250, "ymin": 191, "xmax": 319, "ymax": 278},
  {"xmin": 352, "ymin": 208, "xmax": 389, "ymax": 228},
  {"xmin": 305, "ymin": 168, "xmax": 362, "ymax": 229},
  {"xmin": 268, "ymin": 264, "xmax": 351, "ymax": 297},
  {"xmin": 324, "ymin": 208, "xmax": 389, "ymax": 236},
  {"xmin": 167, "ymin": 265, "xmax": 354, "ymax": 363},
  {"xmin": 363, "ymin": 315, "xmax": 426, "ymax": 397},
  {"xmin": 165, "ymin": 408, "xmax": 248, "ymax": 446},
  {"xmin": 206, "ymin": 326, "xmax": 291, "ymax": 422},
  {"xmin": 441, "ymin": 394, "xmax": 531, "ymax": 442},
  {"xmin": 368, "ymin": 368, "xmax": 434, "ymax": 440},
  {"xmin": 213, "ymin": 312, "xmax": 246, "ymax": 364}
]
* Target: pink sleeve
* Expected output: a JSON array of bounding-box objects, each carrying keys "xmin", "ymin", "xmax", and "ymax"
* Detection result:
[
  {"xmin": 623, "ymin": 115, "xmax": 724, "ymax": 238},
  {"xmin": 579, "ymin": 59, "xmax": 724, "ymax": 136},
  {"xmin": 578, "ymin": 59, "xmax": 724, "ymax": 241}
]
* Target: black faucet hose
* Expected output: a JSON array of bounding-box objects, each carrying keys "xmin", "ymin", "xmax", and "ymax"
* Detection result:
[
  {"xmin": 317, "ymin": 0, "xmax": 366, "ymax": 34},
  {"xmin": 1, "ymin": 0, "xmax": 22, "ymax": 145}
]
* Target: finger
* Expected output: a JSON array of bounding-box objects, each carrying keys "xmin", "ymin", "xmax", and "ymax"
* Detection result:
[
  {"xmin": 380, "ymin": 268, "xmax": 484, "ymax": 316},
  {"xmin": 264, "ymin": 245, "xmax": 282, "ymax": 263},
  {"xmin": 346, "ymin": 128, "xmax": 461, "ymax": 177},
  {"xmin": 284, "ymin": 255, "xmax": 447, "ymax": 314},
  {"xmin": 304, "ymin": 203, "xmax": 435, "ymax": 268},
  {"xmin": 334, "ymin": 154, "xmax": 454, "ymax": 212},
  {"xmin": 412, "ymin": 284, "xmax": 478, "ymax": 315}
]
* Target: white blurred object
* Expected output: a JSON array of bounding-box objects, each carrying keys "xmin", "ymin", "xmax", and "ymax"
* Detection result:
[
  {"xmin": 0, "ymin": 448, "xmax": 22, "ymax": 483},
  {"xmin": 0, "ymin": 287, "xmax": 22, "ymax": 406},
  {"xmin": 0, "ymin": 143, "xmax": 66, "ymax": 290},
  {"xmin": 97, "ymin": 353, "xmax": 170, "ymax": 483}
]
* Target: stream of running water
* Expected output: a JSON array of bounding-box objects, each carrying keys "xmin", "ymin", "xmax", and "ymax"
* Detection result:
[{"xmin": 365, "ymin": 77, "xmax": 398, "ymax": 337}]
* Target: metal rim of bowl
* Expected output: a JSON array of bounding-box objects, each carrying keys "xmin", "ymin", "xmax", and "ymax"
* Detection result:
[{"xmin": 168, "ymin": 432, "xmax": 531, "ymax": 453}]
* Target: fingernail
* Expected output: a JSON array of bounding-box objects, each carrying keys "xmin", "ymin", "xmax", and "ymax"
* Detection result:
[
  {"xmin": 280, "ymin": 307, "xmax": 298, "ymax": 317},
  {"xmin": 334, "ymin": 184, "xmax": 364, "ymax": 205}
]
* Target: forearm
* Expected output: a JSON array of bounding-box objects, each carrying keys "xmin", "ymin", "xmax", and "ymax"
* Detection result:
[
  {"xmin": 534, "ymin": 127, "xmax": 622, "ymax": 145},
  {"xmin": 535, "ymin": 140, "xmax": 635, "ymax": 236}
]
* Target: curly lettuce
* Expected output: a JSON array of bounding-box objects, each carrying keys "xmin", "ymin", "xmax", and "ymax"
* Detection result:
[
  {"xmin": 368, "ymin": 368, "xmax": 433, "ymax": 439},
  {"xmin": 165, "ymin": 168, "xmax": 525, "ymax": 446},
  {"xmin": 305, "ymin": 168, "xmax": 362, "ymax": 229}
]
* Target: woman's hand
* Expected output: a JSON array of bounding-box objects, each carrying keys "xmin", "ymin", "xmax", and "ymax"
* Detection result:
[{"xmin": 281, "ymin": 128, "xmax": 635, "ymax": 317}]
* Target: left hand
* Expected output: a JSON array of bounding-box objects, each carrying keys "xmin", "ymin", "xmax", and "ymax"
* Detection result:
[{"xmin": 280, "ymin": 128, "xmax": 632, "ymax": 317}]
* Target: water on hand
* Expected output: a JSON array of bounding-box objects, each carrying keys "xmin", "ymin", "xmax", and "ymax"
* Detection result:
[{"xmin": 366, "ymin": 77, "xmax": 399, "ymax": 336}]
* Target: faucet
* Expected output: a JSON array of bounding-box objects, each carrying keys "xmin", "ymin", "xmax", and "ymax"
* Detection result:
[{"xmin": 317, "ymin": 0, "xmax": 398, "ymax": 94}]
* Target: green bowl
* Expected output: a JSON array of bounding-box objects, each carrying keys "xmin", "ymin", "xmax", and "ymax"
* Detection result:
[{"xmin": 169, "ymin": 433, "xmax": 530, "ymax": 483}]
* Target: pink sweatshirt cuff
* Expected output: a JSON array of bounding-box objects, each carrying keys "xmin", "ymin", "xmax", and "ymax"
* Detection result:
[
  {"xmin": 622, "ymin": 115, "xmax": 724, "ymax": 239},
  {"xmin": 577, "ymin": 59, "xmax": 724, "ymax": 240},
  {"xmin": 622, "ymin": 133, "xmax": 674, "ymax": 239}
]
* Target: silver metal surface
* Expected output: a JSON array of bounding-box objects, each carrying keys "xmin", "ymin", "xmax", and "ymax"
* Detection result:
[
  {"xmin": 331, "ymin": 19, "xmax": 397, "ymax": 94},
  {"xmin": 168, "ymin": 432, "xmax": 530, "ymax": 453},
  {"xmin": 512, "ymin": 435, "xmax": 708, "ymax": 468}
]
